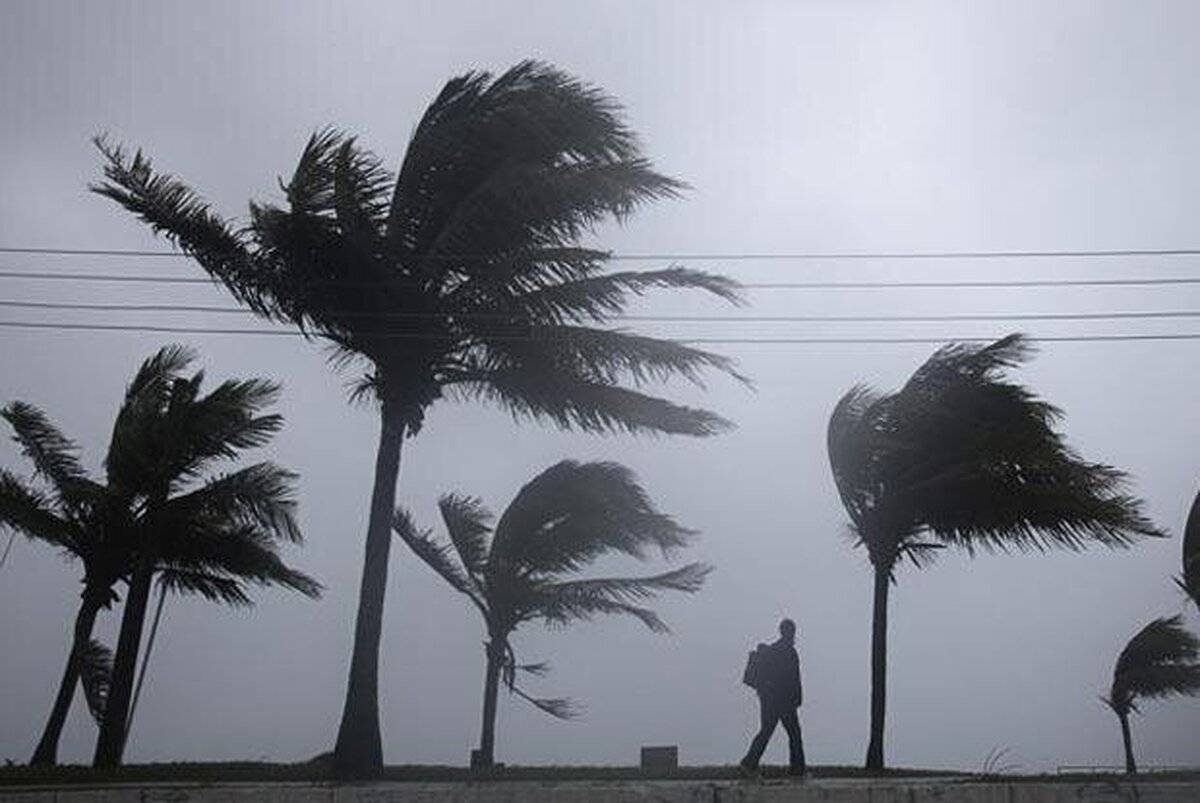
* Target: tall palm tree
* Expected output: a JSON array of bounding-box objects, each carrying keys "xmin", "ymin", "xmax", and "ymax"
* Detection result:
[
  {"xmin": 395, "ymin": 460, "xmax": 710, "ymax": 768},
  {"xmin": 91, "ymin": 346, "xmax": 322, "ymax": 767},
  {"xmin": 1104, "ymin": 615, "xmax": 1200, "ymax": 773},
  {"xmin": 1181, "ymin": 489, "xmax": 1199, "ymax": 610},
  {"xmin": 92, "ymin": 61, "xmax": 743, "ymax": 776},
  {"xmin": 2, "ymin": 347, "xmax": 321, "ymax": 767},
  {"xmin": 827, "ymin": 333, "xmax": 1163, "ymax": 771}
]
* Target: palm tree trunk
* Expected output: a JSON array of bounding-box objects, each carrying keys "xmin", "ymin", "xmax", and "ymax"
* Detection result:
[
  {"xmin": 93, "ymin": 553, "xmax": 154, "ymax": 768},
  {"xmin": 1119, "ymin": 712, "xmax": 1137, "ymax": 774},
  {"xmin": 30, "ymin": 588, "xmax": 104, "ymax": 766},
  {"xmin": 865, "ymin": 563, "xmax": 890, "ymax": 771},
  {"xmin": 476, "ymin": 640, "xmax": 504, "ymax": 769},
  {"xmin": 333, "ymin": 406, "xmax": 406, "ymax": 779}
]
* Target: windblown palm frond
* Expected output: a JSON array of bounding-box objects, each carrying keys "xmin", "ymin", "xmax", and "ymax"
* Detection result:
[
  {"xmin": 438, "ymin": 493, "xmax": 493, "ymax": 580},
  {"xmin": 509, "ymin": 686, "xmax": 582, "ymax": 721},
  {"xmin": 1181, "ymin": 489, "xmax": 1200, "ymax": 609},
  {"xmin": 106, "ymin": 346, "xmax": 285, "ymax": 495},
  {"xmin": 0, "ymin": 470, "xmax": 77, "ymax": 552},
  {"xmin": 159, "ymin": 462, "xmax": 302, "ymax": 545},
  {"xmin": 1106, "ymin": 615, "xmax": 1200, "ymax": 716},
  {"xmin": 79, "ymin": 639, "xmax": 113, "ymax": 725},
  {"xmin": 394, "ymin": 508, "xmax": 483, "ymax": 604},
  {"xmin": 536, "ymin": 563, "xmax": 712, "ymax": 633},
  {"xmin": 1, "ymin": 402, "xmax": 99, "ymax": 511},
  {"xmin": 490, "ymin": 460, "xmax": 694, "ymax": 575},
  {"xmin": 157, "ymin": 567, "xmax": 253, "ymax": 607}
]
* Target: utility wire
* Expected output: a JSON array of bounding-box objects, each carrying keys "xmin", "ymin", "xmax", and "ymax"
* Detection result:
[
  {"xmin": 2, "ymin": 319, "xmax": 1198, "ymax": 345},
  {"xmin": 4, "ymin": 269, "xmax": 1200, "ymax": 290},
  {"xmin": 4, "ymin": 298, "xmax": 1200, "ymax": 324},
  {"xmin": 6, "ymin": 246, "xmax": 1200, "ymax": 260}
]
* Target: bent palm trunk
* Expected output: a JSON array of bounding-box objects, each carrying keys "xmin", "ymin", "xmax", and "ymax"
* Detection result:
[
  {"xmin": 865, "ymin": 563, "xmax": 890, "ymax": 771},
  {"xmin": 476, "ymin": 640, "xmax": 504, "ymax": 769},
  {"xmin": 1119, "ymin": 712, "xmax": 1137, "ymax": 774},
  {"xmin": 30, "ymin": 588, "xmax": 104, "ymax": 766},
  {"xmin": 94, "ymin": 554, "xmax": 154, "ymax": 768},
  {"xmin": 333, "ymin": 409, "xmax": 405, "ymax": 778}
]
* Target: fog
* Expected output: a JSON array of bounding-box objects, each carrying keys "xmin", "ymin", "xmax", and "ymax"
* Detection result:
[{"xmin": 1, "ymin": 0, "xmax": 1197, "ymax": 772}]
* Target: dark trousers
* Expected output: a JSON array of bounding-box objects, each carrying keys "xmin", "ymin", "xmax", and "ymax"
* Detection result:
[{"xmin": 741, "ymin": 696, "xmax": 805, "ymax": 772}]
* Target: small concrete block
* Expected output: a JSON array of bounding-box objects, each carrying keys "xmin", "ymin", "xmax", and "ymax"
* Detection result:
[{"xmin": 639, "ymin": 746, "xmax": 678, "ymax": 771}]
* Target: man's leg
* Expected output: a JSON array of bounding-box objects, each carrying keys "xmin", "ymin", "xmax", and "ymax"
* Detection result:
[
  {"xmin": 740, "ymin": 699, "xmax": 780, "ymax": 770},
  {"xmin": 780, "ymin": 708, "xmax": 805, "ymax": 775}
]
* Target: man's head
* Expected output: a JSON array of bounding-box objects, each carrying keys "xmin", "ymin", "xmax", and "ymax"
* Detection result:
[{"xmin": 779, "ymin": 618, "xmax": 796, "ymax": 642}]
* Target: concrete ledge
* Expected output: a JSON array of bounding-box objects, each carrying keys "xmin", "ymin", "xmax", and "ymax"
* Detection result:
[{"xmin": 2, "ymin": 779, "xmax": 1198, "ymax": 802}]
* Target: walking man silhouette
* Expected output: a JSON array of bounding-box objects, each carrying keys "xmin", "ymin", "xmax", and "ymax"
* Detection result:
[{"xmin": 740, "ymin": 618, "xmax": 806, "ymax": 776}]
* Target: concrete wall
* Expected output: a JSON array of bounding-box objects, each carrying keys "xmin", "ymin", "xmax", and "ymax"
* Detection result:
[{"xmin": 1, "ymin": 779, "xmax": 1197, "ymax": 803}]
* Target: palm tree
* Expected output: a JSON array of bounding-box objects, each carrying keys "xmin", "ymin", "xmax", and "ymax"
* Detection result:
[
  {"xmin": 91, "ymin": 345, "xmax": 322, "ymax": 767},
  {"xmin": 91, "ymin": 60, "xmax": 743, "ymax": 776},
  {"xmin": 0, "ymin": 403, "xmax": 125, "ymax": 765},
  {"xmin": 1181, "ymin": 489, "xmax": 1199, "ymax": 610},
  {"xmin": 2, "ymin": 348, "xmax": 321, "ymax": 767},
  {"xmin": 395, "ymin": 460, "xmax": 710, "ymax": 768},
  {"xmin": 1104, "ymin": 615, "xmax": 1200, "ymax": 773},
  {"xmin": 827, "ymin": 333, "xmax": 1164, "ymax": 771}
]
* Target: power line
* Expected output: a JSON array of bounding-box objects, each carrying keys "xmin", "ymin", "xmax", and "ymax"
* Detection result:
[
  {"xmin": 4, "ymin": 269, "xmax": 1200, "ymax": 290},
  {"xmin": 1, "ymin": 319, "xmax": 1198, "ymax": 345},
  {"xmin": 6, "ymin": 245, "xmax": 1200, "ymax": 261},
  {"xmin": 5, "ymin": 298, "xmax": 1200, "ymax": 324}
]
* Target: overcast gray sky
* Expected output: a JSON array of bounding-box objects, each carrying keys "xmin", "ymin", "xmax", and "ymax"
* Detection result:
[{"xmin": 1, "ymin": 0, "xmax": 1198, "ymax": 772}]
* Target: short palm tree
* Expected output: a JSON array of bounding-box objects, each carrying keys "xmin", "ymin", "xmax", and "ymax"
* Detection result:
[
  {"xmin": 396, "ymin": 460, "xmax": 711, "ymax": 768},
  {"xmin": 827, "ymin": 333, "xmax": 1163, "ymax": 771},
  {"xmin": 1181, "ymin": 489, "xmax": 1199, "ymax": 610},
  {"xmin": 2, "ymin": 347, "xmax": 321, "ymax": 767},
  {"xmin": 92, "ymin": 61, "xmax": 743, "ymax": 776},
  {"xmin": 1, "ymin": 403, "xmax": 125, "ymax": 765},
  {"xmin": 1104, "ymin": 615, "xmax": 1200, "ymax": 773},
  {"xmin": 91, "ymin": 345, "xmax": 322, "ymax": 767}
]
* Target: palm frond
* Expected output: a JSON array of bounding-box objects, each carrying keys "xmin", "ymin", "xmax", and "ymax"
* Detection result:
[
  {"xmin": 451, "ymin": 371, "xmax": 732, "ymax": 437},
  {"xmin": 121, "ymin": 344, "xmax": 196, "ymax": 406},
  {"xmin": 165, "ymin": 377, "xmax": 284, "ymax": 479},
  {"xmin": 438, "ymin": 493, "xmax": 493, "ymax": 579},
  {"xmin": 79, "ymin": 638, "xmax": 113, "ymax": 725},
  {"xmin": 393, "ymin": 508, "xmax": 483, "ymax": 602},
  {"xmin": 899, "ymin": 541, "xmax": 945, "ymax": 569},
  {"xmin": 158, "ymin": 523, "xmax": 321, "ymax": 600},
  {"xmin": 1108, "ymin": 615, "xmax": 1200, "ymax": 717},
  {"xmin": 494, "ymin": 266, "xmax": 744, "ymax": 323},
  {"xmin": 1182, "ymin": 488, "xmax": 1200, "ymax": 610},
  {"xmin": 157, "ymin": 567, "xmax": 253, "ymax": 607},
  {"xmin": 0, "ymin": 470, "xmax": 78, "ymax": 552},
  {"xmin": 827, "ymin": 384, "xmax": 888, "ymax": 531},
  {"xmin": 476, "ymin": 325, "xmax": 750, "ymax": 389},
  {"xmin": 510, "ymin": 685, "xmax": 581, "ymax": 721},
  {"xmin": 160, "ymin": 462, "xmax": 301, "ymax": 544},
  {"xmin": 389, "ymin": 61, "xmax": 654, "ymax": 262},
  {"xmin": 490, "ymin": 461, "xmax": 695, "ymax": 575},
  {"xmin": 1, "ymin": 402, "xmax": 97, "ymax": 508},
  {"xmin": 535, "ymin": 562, "xmax": 711, "ymax": 632},
  {"xmin": 91, "ymin": 137, "xmax": 283, "ymax": 318}
]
